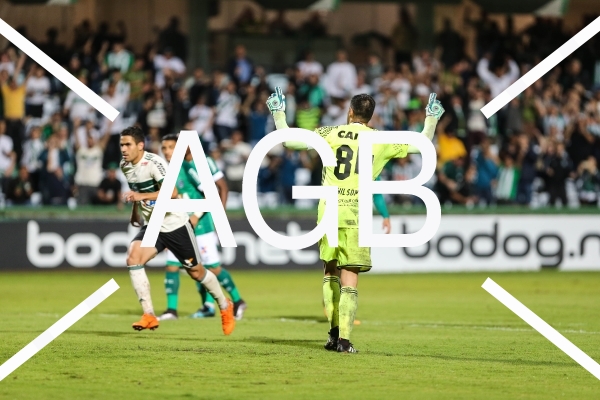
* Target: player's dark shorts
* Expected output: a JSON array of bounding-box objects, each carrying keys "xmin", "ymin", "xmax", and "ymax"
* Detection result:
[{"xmin": 133, "ymin": 222, "xmax": 200, "ymax": 269}]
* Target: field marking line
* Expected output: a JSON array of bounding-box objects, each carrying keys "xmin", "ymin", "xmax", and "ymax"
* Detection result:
[
  {"xmin": 0, "ymin": 18, "xmax": 119, "ymax": 121},
  {"xmin": 0, "ymin": 279, "xmax": 119, "ymax": 381},
  {"xmin": 481, "ymin": 16, "xmax": 600, "ymax": 118},
  {"xmin": 482, "ymin": 278, "xmax": 600, "ymax": 380}
]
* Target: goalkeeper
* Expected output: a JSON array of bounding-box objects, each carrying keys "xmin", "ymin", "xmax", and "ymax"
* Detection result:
[{"xmin": 266, "ymin": 87, "xmax": 444, "ymax": 353}]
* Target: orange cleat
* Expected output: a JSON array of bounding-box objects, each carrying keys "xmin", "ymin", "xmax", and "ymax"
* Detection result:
[
  {"xmin": 220, "ymin": 299, "xmax": 236, "ymax": 335},
  {"xmin": 132, "ymin": 313, "xmax": 159, "ymax": 331}
]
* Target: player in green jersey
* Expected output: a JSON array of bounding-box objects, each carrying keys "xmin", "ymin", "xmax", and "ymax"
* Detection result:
[
  {"xmin": 157, "ymin": 134, "xmax": 247, "ymax": 321},
  {"xmin": 266, "ymin": 87, "xmax": 444, "ymax": 353}
]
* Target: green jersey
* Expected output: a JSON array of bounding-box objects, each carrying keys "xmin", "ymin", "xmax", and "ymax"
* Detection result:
[
  {"xmin": 315, "ymin": 123, "xmax": 408, "ymax": 228},
  {"xmin": 176, "ymin": 157, "xmax": 224, "ymax": 235}
]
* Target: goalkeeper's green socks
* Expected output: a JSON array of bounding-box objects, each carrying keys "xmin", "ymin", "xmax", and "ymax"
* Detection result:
[
  {"xmin": 216, "ymin": 268, "xmax": 241, "ymax": 303},
  {"xmin": 339, "ymin": 286, "xmax": 358, "ymax": 340},
  {"xmin": 165, "ymin": 270, "xmax": 180, "ymax": 310},
  {"xmin": 323, "ymin": 276, "xmax": 340, "ymax": 329}
]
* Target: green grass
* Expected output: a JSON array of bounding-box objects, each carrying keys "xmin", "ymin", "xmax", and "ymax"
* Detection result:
[{"xmin": 1, "ymin": 270, "xmax": 600, "ymax": 399}]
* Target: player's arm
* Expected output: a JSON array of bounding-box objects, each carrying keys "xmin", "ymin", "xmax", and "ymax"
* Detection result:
[
  {"xmin": 124, "ymin": 182, "xmax": 178, "ymax": 202},
  {"xmin": 267, "ymin": 87, "xmax": 312, "ymax": 150},
  {"xmin": 373, "ymin": 194, "xmax": 391, "ymax": 234},
  {"xmin": 406, "ymin": 93, "xmax": 445, "ymax": 154}
]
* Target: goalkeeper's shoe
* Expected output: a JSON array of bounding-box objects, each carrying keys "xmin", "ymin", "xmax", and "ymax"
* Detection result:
[
  {"xmin": 337, "ymin": 338, "xmax": 358, "ymax": 353},
  {"xmin": 157, "ymin": 309, "xmax": 178, "ymax": 321},
  {"xmin": 234, "ymin": 300, "xmax": 247, "ymax": 321},
  {"xmin": 324, "ymin": 327, "xmax": 339, "ymax": 351},
  {"xmin": 220, "ymin": 299, "xmax": 236, "ymax": 335},
  {"xmin": 190, "ymin": 304, "xmax": 215, "ymax": 319},
  {"xmin": 132, "ymin": 314, "xmax": 159, "ymax": 331}
]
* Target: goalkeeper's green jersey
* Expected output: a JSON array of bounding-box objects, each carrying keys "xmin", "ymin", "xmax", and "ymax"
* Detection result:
[
  {"xmin": 315, "ymin": 123, "xmax": 409, "ymax": 228},
  {"xmin": 176, "ymin": 157, "xmax": 224, "ymax": 235}
]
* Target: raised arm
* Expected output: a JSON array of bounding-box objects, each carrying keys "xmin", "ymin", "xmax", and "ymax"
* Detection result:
[
  {"xmin": 406, "ymin": 93, "xmax": 445, "ymax": 154},
  {"xmin": 267, "ymin": 87, "xmax": 311, "ymax": 150}
]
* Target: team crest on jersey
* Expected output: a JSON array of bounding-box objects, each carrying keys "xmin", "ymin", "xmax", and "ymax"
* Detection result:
[
  {"xmin": 141, "ymin": 162, "xmax": 148, "ymax": 166},
  {"xmin": 184, "ymin": 258, "xmax": 195, "ymax": 267}
]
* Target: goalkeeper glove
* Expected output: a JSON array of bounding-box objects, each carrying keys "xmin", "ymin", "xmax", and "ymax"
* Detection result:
[
  {"xmin": 425, "ymin": 93, "xmax": 445, "ymax": 120},
  {"xmin": 266, "ymin": 86, "xmax": 286, "ymax": 115}
]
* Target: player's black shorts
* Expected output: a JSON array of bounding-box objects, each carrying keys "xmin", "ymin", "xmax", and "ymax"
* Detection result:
[{"xmin": 133, "ymin": 222, "xmax": 200, "ymax": 269}]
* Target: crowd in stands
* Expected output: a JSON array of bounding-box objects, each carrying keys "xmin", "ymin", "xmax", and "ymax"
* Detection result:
[{"xmin": 0, "ymin": 7, "xmax": 599, "ymax": 209}]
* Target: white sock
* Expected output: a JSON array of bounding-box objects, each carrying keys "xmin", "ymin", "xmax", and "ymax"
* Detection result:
[
  {"xmin": 200, "ymin": 270, "xmax": 229, "ymax": 310},
  {"xmin": 129, "ymin": 266, "xmax": 154, "ymax": 315}
]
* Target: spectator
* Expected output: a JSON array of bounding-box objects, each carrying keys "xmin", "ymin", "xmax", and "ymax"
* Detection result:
[
  {"xmin": 477, "ymin": 54, "xmax": 520, "ymax": 100},
  {"xmin": 258, "ymin": 155, "xmax": 281, "ymax": 194},
  {"xmin": 38, "ymin": 134, "xmax": 71, "ymax": 205},
  {"xmin": 298, "ymin": 74, "xmax": 326, "ymax": 109},
  {"xmin": 0, "ymin": 120, "xmax": 16, "ymax": 195},
  {"xmin": 74, "ymin": 125, "xmax": 108, "ymax": 205},
  {"xmin": 188, "ymin": 95, "xmax": 216, "ymax": 151},
  {"xmin": 2, "ymin": 53, "xmax": 26, "ymax": 161},
  {"xmin": 495, "ymin": 154, "xmax": 519, "ymax": 204},
  {"xmin": 436, "ymin": 157, "xmax": 478, "ymax": 206},
  {"xmin": 436, "ymin": 121, "xmax": 467, "ymax": 169},
  {"xmin": 279, "ymin": 148, "xmax": 303, "ymax": 205},
  {"xmin": 295, "ymin": 96, "xmax": 321, "ymax": 131},
  {"xmin": 153, "ymin": 47, "xmax": 186, "ymax": 89},
  {"xmin": 366, "ymin": 53, "xmax": 383, "ymax": 85},
  {"xmin": 576, "ymin": 156, "xmax": 600, "ymax": 206},
  {"xmin": 373, "ymin": 84, "xmax": 400, "ymax": 130},
  {"xmin": 103, "ymin": 39, "xmax": 133, "ymax": 74},
  {"xmin": 20, "ymin": 124, "xmax": 44, "ymax": 192},
  {"xmin": 221, "ymin": 130, "xmax": 251, "ymax": 193},
  {"xmin": 297, "ymin": 51, "xmax": 323, "ymax": 80},
  {"xmin": 124, "ymin": 56, "xmax": 147, "ymax": 117},
  {"xmin": 25, "ymin": 64, "xmax": 50, "ymax": 119},
  {"xmin": 213, "ymin": 81, "xmax": 240, "ymax": 143},
  {"xmin": 473, "ymin": 138, "xmax": 499, "ymax": 205},
  {"xmin": 391, "ymin": 155, "xmax": 422, "ymax": 205},
  {"xmin": 244, "ymin": 99, "xmax": 269, "ymax": 147},
  {"xmin": 325, "ymin": 50, "xmax": 357, "ymax": 100},
  {"xmin": 101, "ymin": 81, "xmax": 128, "ymax": 168},
  {"xmin": 228, "ymin": 45, "xmax": 254, "ymax": 87},
  {"xmin": 63, "ymin": 73, "xmax": 96, "ymax": 125},
  {"xmin": 516, "ymin": 133, "xmax": 541, "ymax": 205},
  {"xmin": 543, "ymin": 141, "xmax": 573, "ymax": 206},
  {"xmin": 95, "ymin": 163, "xmax": 123, "ymax": 208},
  {"xmin": 188, "ymin": 67, "xmax": 209, "ymax": 106},
  {"xmin": 6, "ymin": 166, "xmax": 33, "ymax": 205}
]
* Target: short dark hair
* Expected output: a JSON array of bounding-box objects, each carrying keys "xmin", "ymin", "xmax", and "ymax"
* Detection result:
[
  {"xmin": 120, "ymin": 126, "xmax": 145, "ymax": 144},
  {"xmin": 350, "ymin": 94, "xmax": 375, "ymax": 123},
  {"xmin": 162, "ymin": 133, "xmax": 179, "ymax": 142}
]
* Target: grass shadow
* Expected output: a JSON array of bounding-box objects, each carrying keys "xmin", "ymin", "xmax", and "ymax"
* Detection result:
[
  {"xmin": 243, "ymin": 336, "xmax": 323, "ymax": 350},
  {"xmin": 275, "ymin": 315, "xmax": 328, "ymax": 323},
  {"xmin": 392, "ymin": 352, "xmax": 578, "ymax": 368}
]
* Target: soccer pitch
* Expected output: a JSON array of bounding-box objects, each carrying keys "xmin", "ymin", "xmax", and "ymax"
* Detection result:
[{"xmin": 1, "ymin": 270, "xmax": 599, "ymax": 399}]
